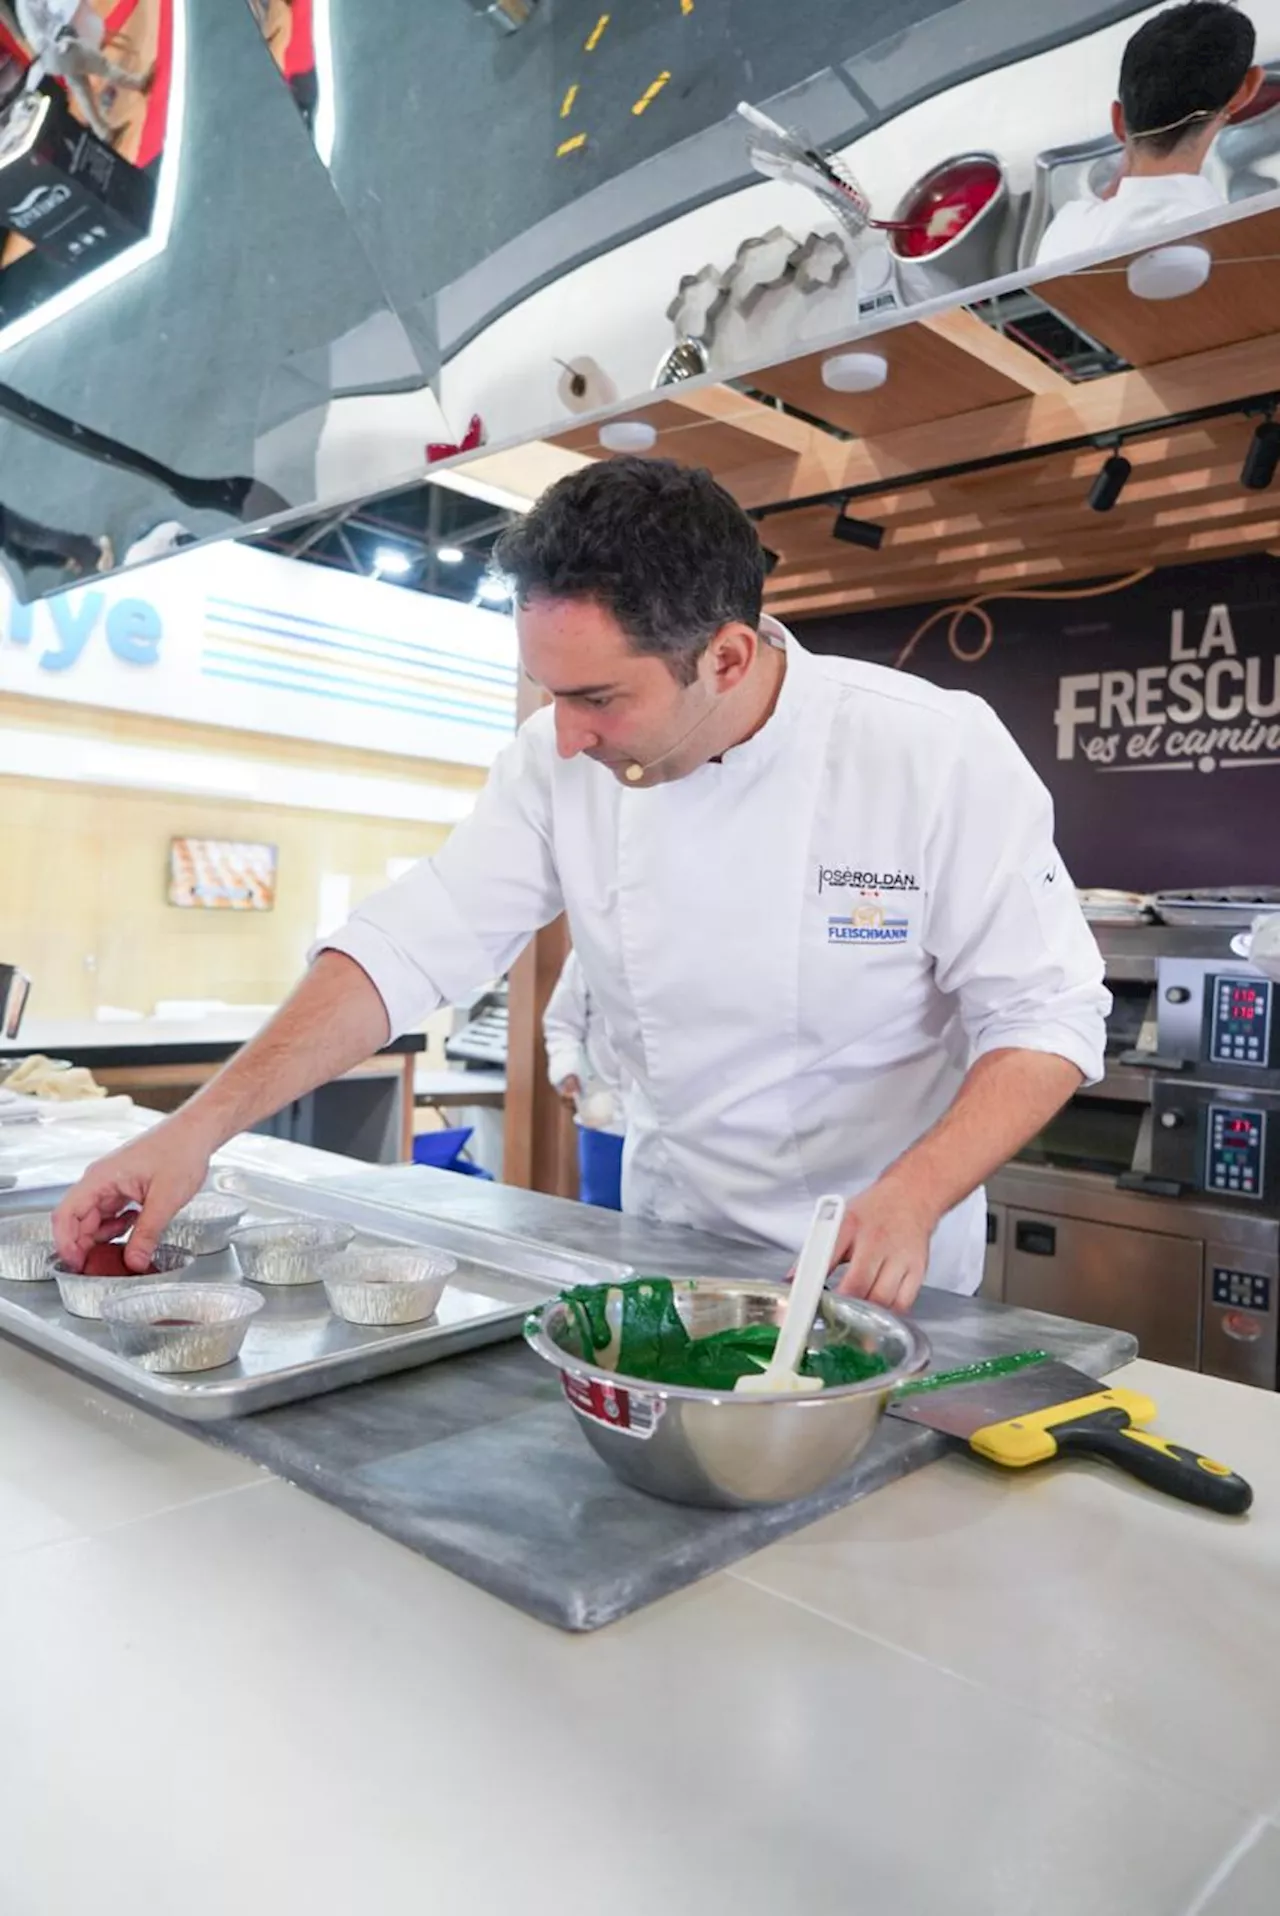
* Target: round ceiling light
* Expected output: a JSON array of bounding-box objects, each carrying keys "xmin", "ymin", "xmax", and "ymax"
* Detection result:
[
  {"xmin": 598, "ymin": 418, "xmax": 658, "ymax": 453},
  {"xmin": 1126, "ymin": 244, "xmax": 1212, "ymax": 302},
  {"xmin": 820, "ymin": 350, "xmax": 889, "ymax": 393}
]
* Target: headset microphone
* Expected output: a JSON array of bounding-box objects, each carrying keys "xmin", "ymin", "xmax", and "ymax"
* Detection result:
[{"xmin": 623, "ymin": 694, "xmax": 721, "ymax": 785}]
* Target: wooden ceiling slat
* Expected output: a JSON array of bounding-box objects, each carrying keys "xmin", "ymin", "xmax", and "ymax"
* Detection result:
[
  {"xmin": 744, "ymin": 319, "xmax": 1045, "ymax": 436},
  {"xmin": 722, "ymin": 334, "xmax": 1280, "ymax": 512},
  {"xmin": 1033, "ymin": 204, "xmax": 1280, "ymax": 370},
  {"xmin": 538, "ymin": 203, "xmax": 1280, "ymax": 619}
]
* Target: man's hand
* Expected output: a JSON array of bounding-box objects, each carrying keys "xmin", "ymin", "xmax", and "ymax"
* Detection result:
[
  {"xmin": 829, "ymin": 1174, "xmax": 940, "ymax": 1313},
  {"xmin": 556, "ymin": 1074, "xmax": 582, "ymax": 1110},
  {"xmin": 52, "ymin": 1115, "xmax": 214, "ymax": 1273}
]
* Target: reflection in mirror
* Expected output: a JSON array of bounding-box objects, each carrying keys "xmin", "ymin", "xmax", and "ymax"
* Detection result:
[
  {"xmin": 1033, "ymin": 3, "xmax": 1270, "ymax": 265},
  {"xmin": 0, "ymin": 0, "xmax": 441, "ymax": 603},
  {"xmin": 229, "ymin": 0, "xmax": 1280, "ymax": 503},
  {"xmin": 499, "ymin": 195, "xmax": 1280, "ymax": 643},
  {"xmin": 0, "ymin": 0, "xmax": 179, "ymax": 346}
]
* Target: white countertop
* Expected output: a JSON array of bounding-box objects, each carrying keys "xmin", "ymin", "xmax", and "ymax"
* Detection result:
[{"xmin": 3, "ymin": 1333, "xmax": 1277, "ymax": 1914}]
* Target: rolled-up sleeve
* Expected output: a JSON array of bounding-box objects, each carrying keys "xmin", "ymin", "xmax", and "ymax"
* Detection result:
[
  {"xmin": 315, "ymin": 712, "xmax": 563, "ymax": 1037},
  {"xmin": 924, "ymin": 699, "xmax": 1109, "ymax": 1084}
]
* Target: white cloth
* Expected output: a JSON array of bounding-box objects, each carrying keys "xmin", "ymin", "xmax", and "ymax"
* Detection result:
[
  {"xmin": 320, "ymin": 622, "xmax": 1108, "ymax": 1293},
  {"xmin": 1249, "ymin": 914, "xmax": 1280, "ymax": 983},
  {"xmin": 542, "ymin": 949, "xmax": 626, "ymax": 1136},
  {"xmin": 1036, "ymin": 172, "xmax": 1223, "ymax": 267}
]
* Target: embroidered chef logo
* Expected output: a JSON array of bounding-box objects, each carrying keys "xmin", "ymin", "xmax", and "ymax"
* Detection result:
[{"xmin": 828, "ymin": 890, "xmax": 910, "ymax": 945}]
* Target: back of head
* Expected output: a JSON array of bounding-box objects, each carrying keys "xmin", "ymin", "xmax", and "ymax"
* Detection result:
[
  {"xmin": 1120, "ymin": 1, "xmax": 1257, "ymax": 154},
  {"xmin": 492, "ymin": 456, "xmax": 766, "ymax": 685}
]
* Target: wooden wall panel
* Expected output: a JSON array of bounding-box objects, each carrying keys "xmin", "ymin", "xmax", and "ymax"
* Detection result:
[
  {"xmin": 0, "ymin": 696, "xmax": 486, "ymax": 1021},
  {"xmin": 501, "ymin": 676, "xmax": 579, "ymax": 1200}
]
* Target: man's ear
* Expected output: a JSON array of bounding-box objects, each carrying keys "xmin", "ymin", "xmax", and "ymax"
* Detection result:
[
  {"xmin": 706, "ymin": 622, "xmax": 758, "ymax": 695},
  {"xmin": 1228, "ymin": 66, "xmax": 1266, "ymax": 121},
  {"xmin": 1110, "ymin": 99, "xmax": 1127, "ymax": 144}
]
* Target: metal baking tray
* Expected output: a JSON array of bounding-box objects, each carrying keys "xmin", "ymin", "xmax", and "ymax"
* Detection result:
[
  {"xmin": 1153, "ymin": 889, "xmax": 1280, "ymax": 927},
  {"xmin": 0, "ymin": 1168, "xmax": 631, "ymax": 1421}
]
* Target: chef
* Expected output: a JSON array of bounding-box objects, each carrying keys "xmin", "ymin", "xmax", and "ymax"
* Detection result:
[
  {"xmin": 54, "ymin": 457, "xmax": 1108, "ymax": 1309},
  {"xmin": 1036, "ymin": 2, "xmax": 1262, "ymax": 269},
  {"xmin": 544, "ymin": 946, "xmax": 628, "ymax": 1208}
]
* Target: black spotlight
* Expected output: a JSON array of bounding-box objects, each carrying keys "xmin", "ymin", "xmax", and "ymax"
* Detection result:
[
  {"xmin": 1087, "ymin": 453, "xmax": 1131, "ymax": 513},
  {"xmin": 1242, "ymin": 421, "xmax": 1280, "ymax": 491},
  {"xmin": 833, "ymin": 509, "xmax": 885, "ymax": 550}
]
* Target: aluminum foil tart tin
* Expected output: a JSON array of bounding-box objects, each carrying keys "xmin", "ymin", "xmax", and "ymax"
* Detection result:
[
  {"xmin": 101, "ymin": 1282, "xmax": 265, "ymax": 1373},
  {"xmin": 164, "ymin": 1194, "xmax": 248, "ymax": 1256},
  {"xmin": 49, "ymin": 1243, "xmax": 196, "ymax": 1320},
  {"xmin": 0, "ymin": 1213, "xmax": 55, "ymax": 1283},
  {"xmin": 317, "ymin": 1245, "xmax": 458, "ymax": 1326},
  {"xmin": 229, "ymin": 1219, "xmax": 356, "ymax": 1286}
]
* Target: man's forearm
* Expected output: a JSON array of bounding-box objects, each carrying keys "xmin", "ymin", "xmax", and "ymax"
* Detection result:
[
  {"xmin": 881, "ymin": 1048, "xmax": 1083, "ymax": 1223},
  {"xmin": 169, "ymin": 952, "xmax": 392, "ymax": 1152}
]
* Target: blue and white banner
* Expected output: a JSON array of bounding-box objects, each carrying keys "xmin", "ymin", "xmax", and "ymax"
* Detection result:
[{"xmin": 0, "ymin": 543, "xmax": 518, "ymax": 770}]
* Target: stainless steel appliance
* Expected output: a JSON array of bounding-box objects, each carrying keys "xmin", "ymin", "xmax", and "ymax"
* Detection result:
[
  {"xmin": 444, "ymin": 985, "xmax": 508, "ymax": 1070},
  {"xmin": 986, "ymin": 922, "xmax": 1280, "ymax": 1391}
]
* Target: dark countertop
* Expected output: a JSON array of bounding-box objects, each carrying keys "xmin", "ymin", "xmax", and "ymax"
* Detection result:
[{"xmin": 0, "ymin": 1017, "xmax": 425, "ymax": 1071}]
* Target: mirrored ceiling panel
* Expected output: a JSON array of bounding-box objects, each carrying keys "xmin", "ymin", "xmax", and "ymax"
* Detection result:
[
  {"xmin": 228, "ymin": 0, "xmax": 1280, "ymax": 525},
  {"xmin": 0, "ymin": 0, "xmax": 437, "ymax": 602}
]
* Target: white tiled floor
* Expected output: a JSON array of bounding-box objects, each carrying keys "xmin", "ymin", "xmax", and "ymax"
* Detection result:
[
  {"xmin": 729, "ymin": 1360, "xmax": 1280, "ymax": 1815},
  {"xmin": 0, "ymin": 1473, "xmax": 1259, "ymax": 1916},
  {"xmin": 0, "ymin": 1338, "xmax": 263, "ymax": 1559}
]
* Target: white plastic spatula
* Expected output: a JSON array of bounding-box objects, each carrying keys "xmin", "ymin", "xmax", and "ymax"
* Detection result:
[{"xmin": 733, "ymin": 1193, "xmax": 846, "ymax": 1395}]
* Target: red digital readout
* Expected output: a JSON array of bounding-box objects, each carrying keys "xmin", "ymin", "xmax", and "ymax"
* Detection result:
[{"xmin": 1223, "ymin": 1116, "xmax": 1255, "ymax": 1138}]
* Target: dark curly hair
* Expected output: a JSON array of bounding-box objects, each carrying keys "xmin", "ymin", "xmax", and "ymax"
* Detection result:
[
  {"xmin": 1120, "ymin": 2, "xmax": 1256, "ymax": 156},
  {"xmin": 491, "ymin": 456, "xmax": 767, "ymax": 686}
]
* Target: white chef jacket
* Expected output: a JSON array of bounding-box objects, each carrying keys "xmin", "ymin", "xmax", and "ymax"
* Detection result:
[
  {"xmin": 320, "ymin": 621, "xmax": 1108, "ymax": 1293},
  {"xmin": 1036, "ymin": 172, "xmax": 1223, "ymax": 267},
  {"xmin": 543, "ymin": 949, "xmax": 626, "ymax": 1137}
]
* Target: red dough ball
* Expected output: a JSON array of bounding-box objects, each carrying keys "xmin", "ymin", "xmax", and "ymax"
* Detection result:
[{"xmin": 83, "ymin": 1241, "xmax": 155, "ymax": 1278}]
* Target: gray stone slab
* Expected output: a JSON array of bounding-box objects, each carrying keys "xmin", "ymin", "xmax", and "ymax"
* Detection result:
[{"xmin": 203, "ymin": 1284, "xmax": 1136, "ymax": 1633}]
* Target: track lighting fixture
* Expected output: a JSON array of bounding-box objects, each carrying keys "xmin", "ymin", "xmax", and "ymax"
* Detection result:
[
  {"xmin": 1241, "ymin": 420, "xmax": 1280, "ymax": 492},
  {"xmin": 1087, "ymin": 452, "xmax": 1131, "ymax": 513},
  {"xmin": 832, "ymin": 508, "xmax": 885, "ymax": 550}
]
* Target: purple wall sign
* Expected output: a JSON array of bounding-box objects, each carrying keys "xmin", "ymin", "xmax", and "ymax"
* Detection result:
[{"xmin": 798, "ymin": 555, "xmax": 1280, "ymax": 893}]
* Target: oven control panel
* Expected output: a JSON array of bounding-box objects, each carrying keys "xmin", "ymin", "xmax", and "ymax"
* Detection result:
[
  {"xmin": 1208, "ymin": 974, "xmax": 1274, "ymax": 1068},
  {"xmin": 1205, "ymin": 1105, "xmax": 1266, "ymax": 1198}
]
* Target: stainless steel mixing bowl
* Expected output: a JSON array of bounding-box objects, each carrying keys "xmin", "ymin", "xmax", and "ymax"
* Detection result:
[
  {"xmin": 101, "ymin": 1282, "xmax": 265, "ymax": 1372},
  {"xmin": 524, "ymin": 1277, "xmax": 930, "ymax": 1509}
]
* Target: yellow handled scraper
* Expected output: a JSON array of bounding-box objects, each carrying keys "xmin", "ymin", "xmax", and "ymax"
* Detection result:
[{"xmin": 887, "ymin": 1351, "xmax": 1252, "ymax": 1515}]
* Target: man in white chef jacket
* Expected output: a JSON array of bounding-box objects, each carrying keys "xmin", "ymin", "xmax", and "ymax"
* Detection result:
[
  {"xmin": 1036, "ymin": 2, "xmax": 1263, "ymax": 269},
  {"xmin": 54, "ymin": 458, "xmax": 1108, "ymax": 1309}
]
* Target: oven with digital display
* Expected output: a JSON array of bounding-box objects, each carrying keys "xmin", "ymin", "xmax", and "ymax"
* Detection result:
[
  {"xmin": 1158, "ymin": 958, "xmax": 1280, "ymax": 1076},
  {"xmin": 1151, "ymin": 1077, "xmax": 1280, "ymax": 1207},
  {"xmin": 1207, "ymin": 976, "xmax": 1274, "ymax": 1067}
]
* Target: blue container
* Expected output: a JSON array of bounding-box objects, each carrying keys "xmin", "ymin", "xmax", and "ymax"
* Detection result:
[
  {"xmin": 412, "ymin": 1126, "xmax": 473, "ymax": 1169},
  {"xmin": 412, "ymin": 1127, "xmax": 493, "ymax": 1178},
  {"xmin": 577, "ymin": 1126, "xmax": 623, "ymax": 1210}
]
